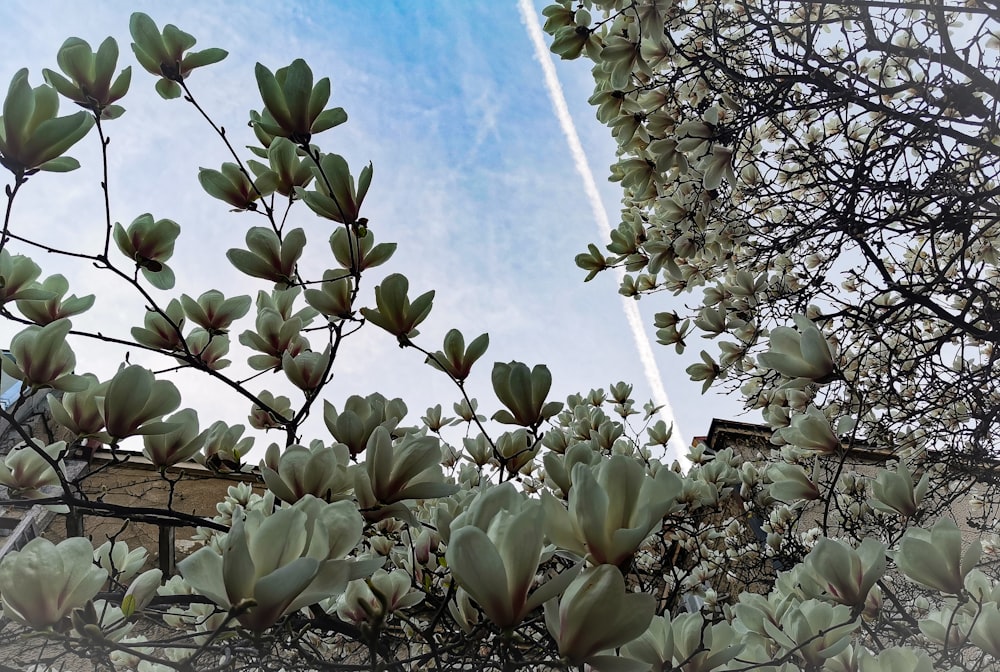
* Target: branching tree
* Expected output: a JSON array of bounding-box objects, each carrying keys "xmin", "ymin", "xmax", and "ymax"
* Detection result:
[
  {"xmin": 546, "ymin": 0, "xmax": 1000, "ymax": 666},
  {"xmin": 553, "ymin": 0, "xmax": 1000, "ymax": 460},
  {"xmin": 0, "ymin": 5, "xmax": 999, "ymax": 672}
]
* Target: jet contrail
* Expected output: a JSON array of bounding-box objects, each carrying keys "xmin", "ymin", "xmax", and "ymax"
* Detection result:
[{"xmin": 518, "ymin": 0, "xmax": 690, "ymax": 467}]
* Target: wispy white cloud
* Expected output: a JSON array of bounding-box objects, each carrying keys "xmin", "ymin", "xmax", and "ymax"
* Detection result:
[{"xmin": 517, "ymin": 0, "xmax": 690, "ymax": 466}]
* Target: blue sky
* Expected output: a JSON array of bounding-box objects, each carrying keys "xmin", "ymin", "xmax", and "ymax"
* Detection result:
[{"xmin": 0, "ymin": 1, "xmax": 745, "ymax": 462}]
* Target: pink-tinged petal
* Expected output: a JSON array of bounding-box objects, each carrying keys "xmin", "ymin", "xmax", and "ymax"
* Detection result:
[
  {"xmin": 55, "ymin": 537, "xmax": 108, "ymax": 615},
  {"xmin": 244, "ymin": 556, "xmax": 319, "ymax": 631},
  {"xmin": 556, "ymin": 565, "xmax": 655, "ymax": 663},
  {"xmin": 0, "ymin": 537, "xmax": 106, "ymax": 627},
  {"xmin": 523, "ymin": 564, "xmax": 582, "ymax": 615}
]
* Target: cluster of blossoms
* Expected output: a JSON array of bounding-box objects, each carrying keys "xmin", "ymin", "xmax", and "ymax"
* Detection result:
[{"xmin": 1, "ymin": 3, "xmax": 1000, "ymax": 671}]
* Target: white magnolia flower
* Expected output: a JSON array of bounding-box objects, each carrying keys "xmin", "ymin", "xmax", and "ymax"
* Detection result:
[
  {"xmin": 758, "ymin": 315, "xmax": 836, "ymax": 385},
  {"xmin": 0, "ymin": 439, "xmax": 69, "ymax": 514},
  {"xmin": 806, "ymin": 538, "xmax": 886, "ymax": 608},
  {"xmin": 542, "ymin": 454, "xmax": 682, "ymax": 565},
  {"xmin": 335, "ymin": 569, "xmax": 423, "ymax": 625},
  {"xmin": 95, "ymin": 540, "xmax": 148, "ymax": 582},
  {"xmin": 0, "ymin": 537, "xmax": 106, "ymax": 628},
  {"xmin": 544, "ymin": 564, "xmax": 655, "ymax": 667},
  {"xmin": 178, "ymin": 495, "xmax": 380, "ymax": 631},
  {"xmin": 896, "ymin": 518, "xmax": 981, "ymax": 594},
  {"xmin": 445, "ymin": 483, "xmax": 579, "ymax": 629},
  {"xmin": 773, "ymin": 406, "xmax": 840, "ymax": 454}
]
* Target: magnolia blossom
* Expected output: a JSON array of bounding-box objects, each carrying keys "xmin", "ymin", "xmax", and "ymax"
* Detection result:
[
  {"xmin": 542, "ymin": 454, "xmax": 682, "ymax": 565},
  {"xmin": 445, "ymin": 484, "xmax": 579, "ymax": 629},
  {"xmin": 143, "ymin": 408, "xmax": 207, "ymax": 468},
  {"xmin": 95, "ymin": 540, "xmax": 148, "ymax": 582},
  {"xmin": 122, "ymin": 569, "xmax": 163, "ymax": 617},
  {"xmin": 767, "ymin": 462, "xmax": 820, "ymax": 501},
  {"xmin": 896, "ymin": 518, "xmax": 981, "ymax": 594},
  {"xmin": 620, "ymin": 615, "xmax": 676, "ymax": 670},
  {"xmin": 773, "ymin": 406, "xmax": 840, "ymax": 454},
  {"xmin": 0, "ymin": 537, "xmax": 106, "ymax": 628},
  {"xmin": 765, "ymin": 600, "xmax": 859, "ymax": 668},
  {"xmin": 544, "ymin": 564, "xmax": 655, "ymax": 666},
  {"xmin": 178, "ymin": 495, "xmax": 380, "ymax": 631},
  {"xmin": 0, "ymin": 250, "xmax": 44, "ymax": 304},
  {"xmin": 447, "ymin": 587, "xmax": 479, "ymax": 634},
  {"xmin": 248, "ymin": 391, "xmax": 293, "ymax": 430},
  {"xmin": 542, "ymin": 443, "xmax": 601, "ymax": 497},
  {"xmin": 700, "ymin": 145, "xmax": 736, "ymax": 190},
  {"xmin": 336, "ymin": 576, "xmax": 380, "ymax": 624},
  {"xmin": 281, "ymin": 345, "xmax": 331, "ymax": 391},
  {"xmin": 626, "ymin": 613, "xmax": 743, "ymax": 672},
  {"xmin": 857, "ymin": 647, "xmax": 937, "ymax": 672},
  {"xmin": 260, "ymin": 441, "xmax": 352, "ymax": 503},
  {"xmin": 2, "ymin": 319, "xmax": 87, "ymax": 391},
  {"xmin": 198, "ymin": 421, "xmax": 254, "ymax": 472},
  {"xmin": 869, "ymin": 462, "xmax": 929, "ymax": 518},
  {"xmin": 918, "ymin": 608, "xmax": 969, "ymax": 649},
  {"xmin": 354, "ymin": 427, "xmax": 458, "ymax": 517},
  {"xmin": 806, "ymin": 538, "xmax": 886, "ymax": 608},
  {"xmin": 100, "ymin": 365, "xmax": 181, "ymax": 439},
  {"xmin": 757, "ymin": 315, "xmax": 836, "ymax": 385},
  {"xmin": 15, "ymin": 273, "xmax": 94, "ymax": 325},
  {"xmin": 46, "ymin": 375, "xmax": 106, "ymax": 437},
  {"xmin": 335, "ymin": 569, "xmax": 423, "ymax": 625},
  {"xmin": 969, "ymin": 602, "xmax": 1000, "ymax": 658},
  {"xmin": 0, "ymin": 439, "xmax": 66, "ymax": 500}
]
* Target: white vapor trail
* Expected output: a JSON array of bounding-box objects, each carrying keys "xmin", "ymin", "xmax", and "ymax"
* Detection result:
[{"xmin": 518, "ymin": 0, "xmax": 690, "ymax": 466}]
